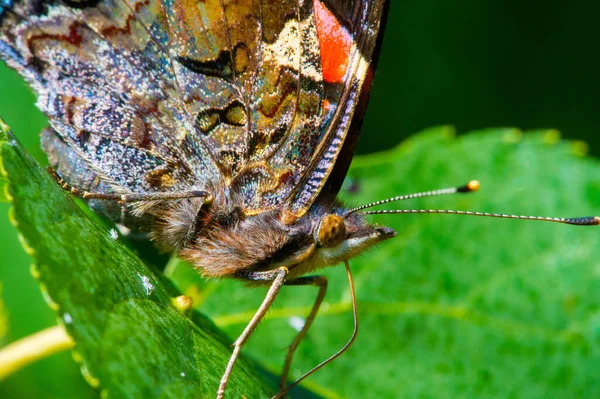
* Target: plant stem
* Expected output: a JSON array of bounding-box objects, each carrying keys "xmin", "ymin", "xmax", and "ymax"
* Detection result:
[{"xmin": 0, "ymin": 325, "xmax": 74, "ymax": 380}]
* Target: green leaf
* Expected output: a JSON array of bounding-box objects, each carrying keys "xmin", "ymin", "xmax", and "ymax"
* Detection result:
[
  {"xmin": 0, "ymin": 288, "xmax": 6, "ymax": 342},
  {"xmin": 169, "ymin": 127, "xmax": 600, "ymax": 399},
  {"xmin": 0, "ymin": 124, "xmax": 6, "ymax": 204},
  {"xmin": 0, "ymin": 120, "xmax": 272, "ymax": 398},
  {"xmin": 0, "ymin": 189, "xmax": 93, "ymax": 397},
  {"xmin": 0, "ymin": 177, "xmax": 7, "ymax": 203}
]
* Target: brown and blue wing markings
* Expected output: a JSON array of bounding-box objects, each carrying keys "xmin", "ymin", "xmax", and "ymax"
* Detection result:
[
  {"xmin": 0, "ymin": 0, "xmax": 388, "ymax": 225},
  {"xmin": 0, "ymin": 0, "xmax": 222, "ymax": 195}
]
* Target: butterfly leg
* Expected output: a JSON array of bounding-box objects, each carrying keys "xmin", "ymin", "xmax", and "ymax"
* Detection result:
[
  {"xmin": 47, "ymin": 166, "xmax": 212, "ymax": 204},
  {"xmin": 278, "ymin": 275, "xmax": 328, "ymax": 394},
  {"xmin": 217, "ymin": 267, "xmax": 289, "ymax": 399}
]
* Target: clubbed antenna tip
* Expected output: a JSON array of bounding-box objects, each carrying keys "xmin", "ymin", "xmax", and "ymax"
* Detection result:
[
  {"xmin": 457, "ymin": 180, "xmax": 481, "ymax": 193},
  {"xmin": 566, "ymin": 216, "xmax": 600, "ymax": 226}
]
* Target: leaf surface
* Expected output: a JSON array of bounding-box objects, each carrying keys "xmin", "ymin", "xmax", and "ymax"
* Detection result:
[{"xmin": 0, "ymin": 120, "xmax": 272, "ymax": 398}]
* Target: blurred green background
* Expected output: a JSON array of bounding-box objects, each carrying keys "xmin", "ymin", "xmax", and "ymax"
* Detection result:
[{"xmin": 0, "ymin": 1, "xmax": 599, "ymax": 398}]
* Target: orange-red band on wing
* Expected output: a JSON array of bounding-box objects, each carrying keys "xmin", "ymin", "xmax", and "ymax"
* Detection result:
[{"xmin": 313, "ymin": 0, "xmax": 352, "ymax": 84}]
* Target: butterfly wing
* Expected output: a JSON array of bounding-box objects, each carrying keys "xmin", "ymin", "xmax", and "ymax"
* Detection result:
[
  {"xmin": 0, "ymin": 0, "xmax": 222, "ymax": 197},
  {"xmin": 224, "ymin": 0, "xmax": 389, "ymax": 220},
  {"xmin": 283, "ymin": 0, "xmax": 389, "ymax": 218},
  {"xmin": 0, "ymin": 0, "xmax": 388, "ymax": 223}
]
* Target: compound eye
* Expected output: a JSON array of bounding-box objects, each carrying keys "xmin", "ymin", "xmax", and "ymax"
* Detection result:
[{"xmin": 316, "ymin": 214, "xmax": 347, "ymax": 248}]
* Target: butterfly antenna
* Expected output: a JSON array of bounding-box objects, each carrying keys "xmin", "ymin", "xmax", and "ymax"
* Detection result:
[
  {"xmin": 345, "ymin": 180, "xmax": 480, "ymax": 216},
  {"xmin": 272, "ymin": 261, "xmax": 358, "ymax": 399},
  {"xmin": 359, "ymin": 209, "xmax": 600, "ymax": 226},
  {"xmin": 348, "ymin": 180, "xmax": 598, "ymax": 226}
]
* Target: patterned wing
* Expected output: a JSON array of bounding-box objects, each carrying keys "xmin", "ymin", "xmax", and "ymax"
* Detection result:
[
  {"xmin": 282, "ymin": 0, "xmax": 389, "ymax": 218},
  {"xmin": 221, "ymin": 0, "xmax": 389, "ymax": 219},
  {"xmin": 139, "ymin": 0, "xmax": 333, "ymax": 214},
  {"xmin": 0, "ymin": 0, "xmax": 222, "ymax": 200},
  {"xmin": 0, "ymin": 0, "xmax": 388, "ymax": 222}
]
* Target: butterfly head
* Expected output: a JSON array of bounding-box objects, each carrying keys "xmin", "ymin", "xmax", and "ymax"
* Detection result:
[
  {"xmin": 251, "ymin": 205, "xmax": 396, "ymax": 280},
  {"xmin": 307, "ymin": 210, "xmax": 396, "ymax": 270}
]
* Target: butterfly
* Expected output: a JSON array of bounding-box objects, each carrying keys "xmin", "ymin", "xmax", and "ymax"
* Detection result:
[
  {"xmin": 0, "ymin": 0, "xmax": 390, "ymax": 396},
  {"xmin": 1, "ymin": 0, "xmax": 598, "ymax": 398}
]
